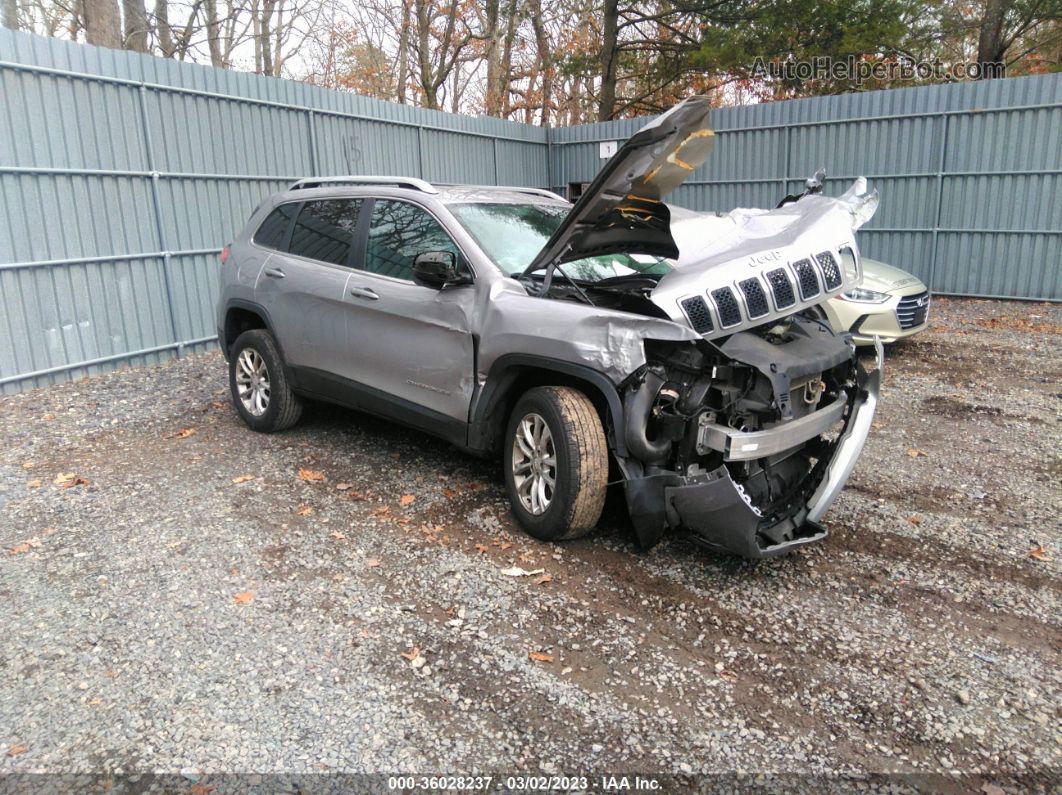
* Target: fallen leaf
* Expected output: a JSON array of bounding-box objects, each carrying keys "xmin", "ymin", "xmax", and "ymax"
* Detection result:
[
  {"xmin": 528, "ymin": 651, "xmax": 553, "ymax": 663},
  {"xmin": 466, "ymin": 482, "xmax": 480, "ymax": 490},
  {"xmin": 908, "ymin": 515, "xmax": 923, "ymax": 526},
  {"xmin": 298, "ymin": 468, "xmax": 326, "ymax": 482},
  {"xmin": 399, "ymin": 494, "xmax": 415, "ymax": 506},
  {"xmin": 906, "ymin": 448, "xmax": 927, "ymax": 458},
  {"xmin": 330, "ymin": 531, "xmax": 346, "ymax": 540},
  {"xmin": 396, "ymin": 518, "xmax": 411, "ymax": 525},
  {"xmin": 499, "ymin": 542, "xmax": 513, "ymax": 550},
  {"xmin": 475, "ymin": 544, "xmax": 488, "ymax": 554},
  {"xmin": 229, "ymin": 567, "xmax": 240, "ymax": 576},
  {"xmin": 294, "ymin": 505, "xmax": 315, "ymax": 516},
  {"xmin": 501, "ymin": 566, "xmax": 545, "ymax": 577},
  {"xmin": 442, "ymin": 487, "xmax": 458, "ymax": 498},
  {"xmin": 211, "ymin": 401, "xmax": 226, "ymax": 409},
  {"xmin": 162, "ymin": 427, "xmax": 195, "ymax": 439},
  {"xmin": 8, "ymin": 543, "xmax": 32, "ymax": 556},
  {"xmin": 400, "ymin": 647, "xmax": 420, "ymax": 661},
  {"xmin": 1029, "ymin": 545, "xmax": 1051, "ymax": 562},
  {"xmin": 233, "ymin": 591, "xmax": 255, "ymax": 604},
  {"xmin": 718, "ymin": 669, "xmax": 738, "ymax": 681},
  {"xmin": 190, "ymin": 784, "xmax": 215, "ymax": 795},
  {"xmin": 26, "ymin": 479, "xmax": 42, "ymax": 489},
  {"xmin": 335, "ymin": 483, "xmax": 352, "ymax": 491},
  {"xmin": 42, "ymin": 413, "xmax": 55, "ymax": 421},
  {"xmin": 535, "ymin": 574, "xmax": 553, "ymax": 585},
  {"xmin": 232, "ymin": 475, "xmax": 254, "ymax": 484},
  {"xmin": 366, "ymin": 558, "xmax": 381, "ymax": 567},
  {"xmin": 21, "ymin": 461, "xmax": 34, "ymax": 470},
  {"xmin": 63, "ymin": 476, "xmax": 90, "ymax": 489},
  {"xmin": 53, "ymin": 472, "xmax": 76, "ymax": 485},
  {"xmin": 348, "ymin": 491, "xmax": 366, "ymax": 501},
  {"xmin": 373, "ymin": 506, "xmax": 391, "ymax": 517},
  {"xmin": 6, "ymin": 743, "xmax": 28, "ymax": 757}
]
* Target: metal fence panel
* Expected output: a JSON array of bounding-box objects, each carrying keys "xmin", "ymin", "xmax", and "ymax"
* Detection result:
[
  {"xmin": 0, "ymin": 27, "xmax": 1058, "ymax": 394},
  {"xmin": 0, "ymin": 28, "xmax": 548, "ymax": 393}
]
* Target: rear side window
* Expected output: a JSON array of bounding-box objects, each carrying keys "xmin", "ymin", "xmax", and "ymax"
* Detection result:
[
  {"xmin": 287, "ymin": 199, "xmax": 363, "ymax": 267},
  {"xmin": 253, "ymin": 203, "xmax": 297, "ymax": 249},
  {"xmin": 365, "ymin": 200, "xmax": 459, "ymax": 281}
]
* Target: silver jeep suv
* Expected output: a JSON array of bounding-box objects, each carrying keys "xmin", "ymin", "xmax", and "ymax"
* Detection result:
[{"xmin": 216, "ymin": 97, "xmax": 882, "ymax": 558}]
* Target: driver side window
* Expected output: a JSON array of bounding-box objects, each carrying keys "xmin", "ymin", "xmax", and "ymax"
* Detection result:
[{"xmin": 365, "ymin": 200, "xmax": 460, "ymax": 281}]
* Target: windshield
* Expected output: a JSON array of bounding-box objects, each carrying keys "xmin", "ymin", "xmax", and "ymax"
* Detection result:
[{"xmin": 448, "ymin": 202, "xmax": 673, "ymax": 281}]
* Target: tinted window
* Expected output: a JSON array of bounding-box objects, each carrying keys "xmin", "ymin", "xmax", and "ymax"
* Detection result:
[
  {"xmin": 253, "ymin": 203, "xmax": 297, "ymax": 249},
  {"xmin": 288, "ymin": 199, "xmax": 362, "ymax": 266},
  {"xmin": 365, "ymin": 200, "xmax": 459, "ymax": 281}
]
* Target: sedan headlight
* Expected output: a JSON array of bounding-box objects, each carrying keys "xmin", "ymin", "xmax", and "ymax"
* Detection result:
[{"xmin": 841, "ymin": 287, "xmax": 890, "ymax": 303}]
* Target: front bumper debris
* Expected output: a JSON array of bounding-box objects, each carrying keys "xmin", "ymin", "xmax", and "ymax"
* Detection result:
[{"xmin": 623, "ymin": 341, "xmax": 883, "ymax": 558}]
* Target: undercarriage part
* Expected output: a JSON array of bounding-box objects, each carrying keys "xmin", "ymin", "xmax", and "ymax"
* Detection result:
[{"xmin": 696, "ymin": 394, "xmax": 846, "ymax": 460}]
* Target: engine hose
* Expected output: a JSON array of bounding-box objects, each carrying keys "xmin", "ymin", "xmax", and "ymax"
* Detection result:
[{"xmin": 623, "ymin": 368, "xmax": 672, "ymax": 464}]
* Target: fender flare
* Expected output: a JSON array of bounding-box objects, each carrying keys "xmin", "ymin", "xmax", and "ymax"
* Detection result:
[
  {"xmin": 222, "ymin": 300, "xmax": 293, "ymax": 381},
  {"xmin": 468, "ymin": 353, "xmax": 628, "ymax": 458}
]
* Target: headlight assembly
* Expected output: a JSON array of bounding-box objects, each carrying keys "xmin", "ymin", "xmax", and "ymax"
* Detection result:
[{"xmin": 841, "ymin": 287, "xmax": 890, "ymax": 303}]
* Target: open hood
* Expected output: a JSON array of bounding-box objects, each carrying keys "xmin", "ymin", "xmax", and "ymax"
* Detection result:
[{"xmin": 522, "ymin": 96, "xmax": 715, "ymax": 276}]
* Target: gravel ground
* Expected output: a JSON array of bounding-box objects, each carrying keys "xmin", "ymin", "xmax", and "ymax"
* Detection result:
[{"xmin": 0, "ymin": 297, "xmax": 1059, "ymax": 790}]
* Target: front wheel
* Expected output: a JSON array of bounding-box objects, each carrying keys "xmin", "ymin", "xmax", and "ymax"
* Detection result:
[
  {"xmin": 228, "ymin": 329, "xmax": 303, "ymax": 432},
  {"xmin": 503, "ymin": 386, "xmax": 608, "ymax": 541}
]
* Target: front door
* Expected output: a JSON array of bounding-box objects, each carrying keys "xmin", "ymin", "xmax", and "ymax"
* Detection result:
[{"xmin": 338, "ymin": 198, "xmax": 476, "ymax": 427}]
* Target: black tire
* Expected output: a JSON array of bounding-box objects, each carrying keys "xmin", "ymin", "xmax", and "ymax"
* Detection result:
[
  {"xmin": 503, "ymin": 386, "xmax": 608, "ymax": 541},
  {"xmin": 228, "ymin": 329, "xmax": 302, "ymax": 432}
]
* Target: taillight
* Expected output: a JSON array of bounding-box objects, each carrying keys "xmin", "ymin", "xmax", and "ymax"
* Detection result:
[{"xmin": 220, "ymin": 245, "xmax": 230, "ymax": 265}]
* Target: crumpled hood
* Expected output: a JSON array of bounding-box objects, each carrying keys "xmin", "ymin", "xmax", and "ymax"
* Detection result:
[{"xmin": 647, "ymin": 180, "xmax": 879, "ymax": 339}]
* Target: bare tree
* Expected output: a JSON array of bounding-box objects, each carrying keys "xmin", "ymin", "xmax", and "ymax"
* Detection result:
[
  {"xmin": 122, "ymin": 0, "xmax": 148, "ymax": 49},
  {"xmin": 2, "ymin": 0, "xmax": 19, "ymax": 29}
]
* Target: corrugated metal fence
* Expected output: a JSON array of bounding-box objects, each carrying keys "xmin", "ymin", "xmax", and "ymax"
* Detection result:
[
  {"xmin": 550, "ymin": 75, "xmax": 1061, "ymax": 303},
  {"xmin": 0, "ymin": 29, "xmax": 547, "ymax": 392},
  {"xmin": 1, "ymin": 29, "xmax": 1059, "ymax": 393}
]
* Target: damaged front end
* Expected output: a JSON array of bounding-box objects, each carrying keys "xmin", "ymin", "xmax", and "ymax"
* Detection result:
[
  {"xmin": 619, "ymin": 323, "xmax": 881, "ymax": 558},
  {"xmin": 512, "ymin": 96, "xmax": 883, "ymax": 558}
]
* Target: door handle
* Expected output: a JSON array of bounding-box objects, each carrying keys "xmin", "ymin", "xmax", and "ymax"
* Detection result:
[
  {"xmin": 264, "ymin": 267, "xmax": 285, "ymax": 279},
  {"xmin": 349, "ymin": 286, "xmax": 379, "ymax": 300}
]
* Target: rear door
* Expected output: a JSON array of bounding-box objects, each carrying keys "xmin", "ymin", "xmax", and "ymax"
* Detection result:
[
  {"xmin": 255, "ymin": 198, "xmax": 365, "ymax": 374},
  {"xmin": 336, "ymin": 198, "xmax": 476, "ymax": 426}
]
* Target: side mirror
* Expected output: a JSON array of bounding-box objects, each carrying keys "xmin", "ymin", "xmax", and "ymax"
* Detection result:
[{"xmin": 413, "ymin": 251, "xmax": 462, "ymax": 288}]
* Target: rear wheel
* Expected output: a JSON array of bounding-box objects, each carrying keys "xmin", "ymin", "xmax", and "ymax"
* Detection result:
[
  {"xmin": 228, "ymin": 329, "xmax": 302, "ymax": 432},
  {"xmin": 503, "ymin": 386, "xmax": 608, "ymax": 541}
]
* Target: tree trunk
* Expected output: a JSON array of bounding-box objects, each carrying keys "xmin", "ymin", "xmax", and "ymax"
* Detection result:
[
  {"xmin": 155, "ymin": 0, "xmax": 176, "ymax": 57},
  {"xmin": 203, "ymin": 0, "xmax": 222, "ymax": 66},
  {"xmin": 528, "ymin": 0, "xmax": 552, "ymax": 125},
  {"xmin": 259, "ymin": 0, "xmax": 275, "ymax": 75},
  {"xmin": 976, "ymin": 0, "xmax": 1009, "ymax": 77},
  {"xmin": 122, "ymin": 0, "xmax": 149, "ymax": 51},
  {"xmin": 483, "ymin": 0, "xmax": 502, "ymax": 115},
  {"xmin": 497, "ymin": 0, "xmax": 518, "ymax": 117},
  {"xmin": 2, "ymin": 0, "xmax": 18, "ymax": 30},
  {"xmin": 598, "ymin": 0, "xmax": 619, "ymax": 120},
  {"xmin": 396, "ymin": 0, "xmax": 411, "ymax": 102},
  {"xmin": 84, "ymin": 0, "xmax": 122, "ymax": 47}
]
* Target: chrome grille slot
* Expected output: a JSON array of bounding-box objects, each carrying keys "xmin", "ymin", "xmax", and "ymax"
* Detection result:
[
  {"xmin": 738, "ymin": 277, "xmax": 770, "ymax": 319},
  {"xmin": 896, "ymin": 291, "xmax": 930, "ymax": 329},
  {"xmin": 815, "ymin": 251, "xmax": 842, "ymax": 290},
  {"xmin": 680, "ymin": 295, "xmax": 714, "ymax": 334},
  {"xmin": 711, "ymin": 287, "xmax": 742, "ymax": 327},
  {"xmin": 765, "ymin": 268, "xmax": 796, "ymax": 309},
  {"xmin": 793, "ymin": 258, "xmax": 820, "ymax": 300}
]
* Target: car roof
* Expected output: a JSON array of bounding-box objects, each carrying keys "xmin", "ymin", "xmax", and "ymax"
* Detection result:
[{"xmin": 274, "ymin": 177, "xmax": 569, "ymax": 207}]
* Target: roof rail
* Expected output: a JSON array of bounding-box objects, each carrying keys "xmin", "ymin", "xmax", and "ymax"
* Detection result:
[
  {"xmin": 436, "ymin": 184, "xmax": 568, "ymax": 202},
  {"xmin": 288, "ymin": 176, "xmax": 438, "ymax": 194}
]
